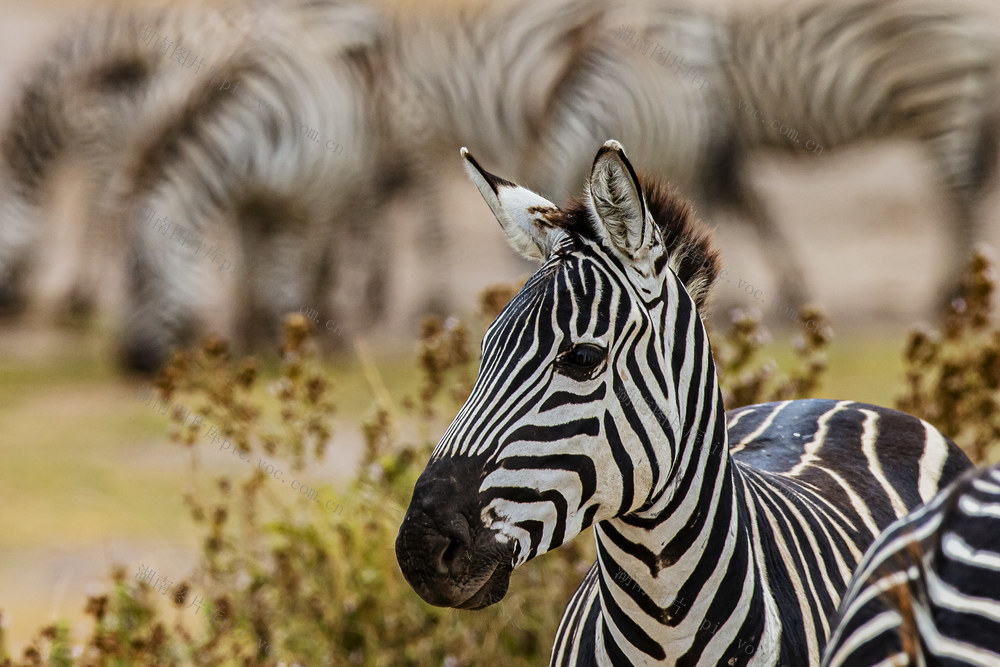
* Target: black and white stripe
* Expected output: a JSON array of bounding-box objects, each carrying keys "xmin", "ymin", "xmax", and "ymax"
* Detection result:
[
  {"xmin": 720, "ymin": 0, "xmax": 1000, "ymax": 301},
  {"xmin": 0, "ymin": 2, "xmax": 244, "ymax": 318},
  {"xmin": 0, "ymin": 0, "xmax": 382, "ymax": 370},
  {"xmin": 822, "ymin": 463, "xmax": 1000, "ymax": 666},
  {"xmin": 8, "ymin": 0, "xmax": 997, "ymax": 369},
  {"xmin": 395, "ymin": 141, "xmax": 971, "ymax": 665},
  {"xmin": 116, "ymin": 0, "xmax": 379, "ymax": 370},
  {"xmin": 531, "ymin": 0, "xmax": 1000, "ymax": 307}
]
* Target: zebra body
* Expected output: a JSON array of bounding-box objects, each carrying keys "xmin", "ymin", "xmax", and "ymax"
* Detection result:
[
  {"xmin": 822, "ymin": 463, "xmax": 1000, "ymax": 666},
  {"xmin": 117, "ymin": 0, "xmax": 380, "ymax": 370},
  {"xmin": 552, "ymin": 399, "xmax": 967, "ymax": 665},
  {"xmin": 719, "ymin": 0, "xmax": 1000, "ymax": 301},
  {"xmin": 8, "ymin": 0, "xmax": 997, "ymax": 368},
  {"xmin": 0, "ymin": 2, "xmax": 249, "ymax": 317},
  {"xmin": 531, "ymin": 0, "xmax": 1000, "ymax": 307},
  {"xmin": 0, "ymin": 0, "xmax": 383, "ymax": 370},
  {"xmin": 394, "ymin": 141, "xmax": 970, "ymax": 665},
  {"xmin": 527, "ymin": 1, "xmax": 725, "ymax": 205}
]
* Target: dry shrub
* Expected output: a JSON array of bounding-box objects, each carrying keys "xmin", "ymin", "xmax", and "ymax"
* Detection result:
[
  {"xmin": 897, "ymin": 247, "xmax": 1000, "ymax": 464},
  {"xmin": 0, "ymin": 300, "xmax": 587, "ymax": 666},
  {"xmin": 5, "ymin": 253, "xmax": 997, "ymax": 664},
  {"xmin": 712, "ymin": 305, "xmax": 832, "ymax": 407}
]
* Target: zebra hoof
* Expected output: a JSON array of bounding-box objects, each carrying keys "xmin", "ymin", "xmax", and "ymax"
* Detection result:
[
  {"xmin": 0, "ymin": 283, "xmax": 27, "ymax": 318},
  {"xmin": 119, "ymin": 337, "xmax": 169, "ymax": 375}
]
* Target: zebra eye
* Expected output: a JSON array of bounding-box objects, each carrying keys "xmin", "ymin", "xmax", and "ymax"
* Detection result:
[{"xmin": 560, "ymin": 343, "xmax": 606, "ymax": 373}]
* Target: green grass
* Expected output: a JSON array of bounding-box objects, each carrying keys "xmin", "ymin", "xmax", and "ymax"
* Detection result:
[
  {"xmin": 776, "ymin": 331, "xmax": 905, "ymax": 407},
  {"xmin": 0, "ymin": 328, "xmax": 424, "ymax": 547}
]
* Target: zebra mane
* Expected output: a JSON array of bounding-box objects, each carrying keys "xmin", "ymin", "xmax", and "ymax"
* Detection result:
[
  {"xmin": 547, "ymin": 177, "xmax": 721, "ymax": 308},
  {"xmin": 644, "ymin": 179, "xmax": 721, "ymax": 308}
]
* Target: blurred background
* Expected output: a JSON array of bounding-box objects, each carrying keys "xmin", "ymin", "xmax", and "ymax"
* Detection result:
[{"xmin": 1, "ymin": 0, "xmax": 999, "ymax": 661}]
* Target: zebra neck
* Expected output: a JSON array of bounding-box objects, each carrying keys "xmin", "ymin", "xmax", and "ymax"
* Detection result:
[{"xmin": 593, "ymin": 411, "xmax": 778, "ymax": 662}]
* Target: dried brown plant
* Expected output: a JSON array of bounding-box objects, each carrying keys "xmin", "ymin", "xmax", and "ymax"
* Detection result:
[{"xmin": 898, "ymin": 247, "xmax": 1000, "ymax": 463}]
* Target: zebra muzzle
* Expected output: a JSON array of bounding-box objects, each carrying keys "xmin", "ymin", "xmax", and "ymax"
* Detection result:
[{"xmin": 396, "ymin": 457, "xmax": 516, "ymax": 609}]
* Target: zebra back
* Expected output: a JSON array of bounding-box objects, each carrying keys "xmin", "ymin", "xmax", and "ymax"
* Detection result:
[
  {"xmin": 527, "ymin": 1, "xmax": 727, "ymax": 206},
  {"xmin": 722, "ymin": 0, "xmax": 1000, "ymax": 172},
  {"xmin": 378, "ymin": 0, "xmax": 611, "ymax": 178}
]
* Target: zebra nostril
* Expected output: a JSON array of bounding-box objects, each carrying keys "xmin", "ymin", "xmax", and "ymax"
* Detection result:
[
  {"xmin": 435, "ymin": 513, "xmax": 472, "ymax": 573},
  {"xmin": 436, "ymin": 536, "xmax": 467, "ymax": 573}
]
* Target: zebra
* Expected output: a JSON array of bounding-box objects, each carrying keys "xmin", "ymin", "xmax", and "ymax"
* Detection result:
[
  {"xmin": 822, "ymin": 463, "xmax": 1000, "ymax": 666},
  {"xmin": 0, "ymin": 0, "xmax": 383, "ymax": 371},
  {"xmin": 0, "ymin": 1, "xmax": 261, "ymax": 322},
  {"xmin": 719, "ymin": 0, "xmax": 1000, "ymax": 305},
  {"xmin": 531, "ymin": 0, "xmax": 1000, "ymax": 310},
  {"xmin": 394, "ymin": 140, "xmax": 972, "ymax": 665},
  {"xmin": 371, "ymin": 0, "xmax": 613, "ymax": 316},
  {"xmin": 115, "ymin": 0, "xmax": 382, "ymax": 371}
]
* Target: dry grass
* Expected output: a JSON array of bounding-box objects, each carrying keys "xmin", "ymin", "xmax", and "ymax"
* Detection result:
[{"xmin": 2, "ymin": 250, "xmax": 998, "ymax": 663}]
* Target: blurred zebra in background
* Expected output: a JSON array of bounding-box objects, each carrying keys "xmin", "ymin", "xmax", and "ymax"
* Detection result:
[
  {"xmin": 0, "ymin": 0, "xmax": 385, "ymax": 371},
  {"xmin": 822, "ymin": 463, "xmax": 1000, "ymax": 665},
  {"xmin": 372, "ymin": 0, "xmax": 611, "ymax": 314},
  {"xmin": 0, "ymin": 2, "xmax": 251, "ymax": 320},
  {"xmin": 534, "ymin": 0, "xmax": 1000, "ymax": 308},
  {"xmin": 4, "ymin": 0, "xmax": 999, "ymax": 370},
  {"xmin": 2, "ymin": 0, "xmax": 629, "ymax": 370},
  {"xmin": 720, "ymin": 0, "xmax": 1000, "ymax": 304},
  {"xmin": 375, "ymin": 0, "xmax": 742, "ymax": 312},
  {"xmin": 116, "ymin": 0, "xmax": 382, "ymax": 371}
]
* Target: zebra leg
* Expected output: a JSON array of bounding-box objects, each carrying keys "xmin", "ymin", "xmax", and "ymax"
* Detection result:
[
  {"xmin": 317, "ymin": 188, "xmax": 394, "ymax": 349},
  {"xmin": 0, "ymin": 186, "xmax": 39, "ymax": 317},
  {"xmin": 710, "ymin": 157, "xmax": 811, "ymax": 309},
  {"xmin": 48, "ymin": 166, "xmax": 121, "ymax": 324},
  {"xmin": 936, "ymin": 189, "xmax": 983, "ymax": 309},
  {"xmin": 234, "ymin": 192, "xmax": 341, "ymax": 354},
  {"xmin": 929, "ymin": 115, "xmax": 1000, "ymax": 308},
  {"xmin": 355, "ymin": 200, "xmax": 393, "ymax": 327},
  {"xmin": 234, "ymin": 198, "xmax": 289, "ymax": 354}
]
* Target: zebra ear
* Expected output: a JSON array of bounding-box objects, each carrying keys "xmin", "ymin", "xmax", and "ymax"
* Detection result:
[
  {"xmin": 587, "ymin": 140, "xmax": 651, "ymax": 259},
  {"xmin": 461, "ymin": 147, "xmax": 563, "ymax": 261}
]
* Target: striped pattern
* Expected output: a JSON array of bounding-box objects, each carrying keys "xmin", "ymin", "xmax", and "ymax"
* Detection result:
[
  {"xmin": 527, "ymin": 2, "xmax": 725, "ymax": 206},
  {"xmin": 0, "ymin": 2, "xmax": 261, "ymax": 319},
  {"xmin": 117, "ymin": 0, "xmax": 379, "ymax": 370},
  {"xmin": 373, "ymin": 0, "xmax": 612, "ymax": 316},
  {"xmin": 822, "ymin": 463, "xmax": 1000, "ymax": 666},
  {"xmin": 550, "ymin": 400, "xmax": 967, "ymax": 666},
  {"xmin": 396, "ymin": 142, "xmax": 971, "ymax": 665},
  {"xmin": 721, "ymin": 0, "xmax": 1000, "ymax": 298},
  {"xmin": 531, "ymin": 0, "xmax": 1000, "ymax": 307},
  {"xmin": 0, "ymin": 0, "xmax": 382, "ymax": 370},
  {"xmin": 7, "ymin": 0, "xmax": 998, "ymax": 368}
]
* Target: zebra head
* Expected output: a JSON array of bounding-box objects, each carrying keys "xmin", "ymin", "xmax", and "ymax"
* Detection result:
[{"xmin": 396, "ymin": 140, "xmax": 721, "ymax": 610}]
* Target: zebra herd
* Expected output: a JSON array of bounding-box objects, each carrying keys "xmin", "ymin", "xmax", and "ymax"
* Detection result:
[
  {"xmin": 396, "ymin": 141, "xmax": 1000, "ymax": 665},
  {"xmin": 1, "ymin": 0, "xmax": 999, "ymax": 372}
]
